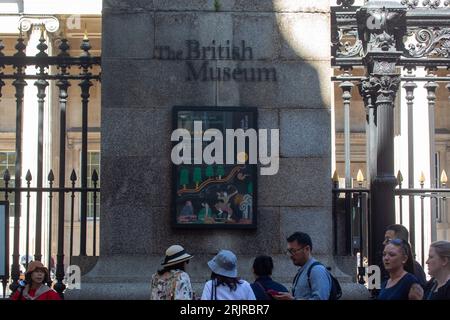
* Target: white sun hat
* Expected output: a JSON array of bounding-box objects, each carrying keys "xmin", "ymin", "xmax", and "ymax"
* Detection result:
[{"xmin": 161, "ymin": 244, "xmax": 193, "ymax": 267}]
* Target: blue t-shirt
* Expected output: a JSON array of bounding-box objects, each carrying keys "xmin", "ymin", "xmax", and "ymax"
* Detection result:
[{"xmin": 378, "ymin": 273, "xmax": 419, "ymax": 300}]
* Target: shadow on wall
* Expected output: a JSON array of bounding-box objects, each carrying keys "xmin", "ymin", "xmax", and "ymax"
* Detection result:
[
  {"xmin": 151, "ymin": 1, "xmax": 331, "ymax": 255},
  {"xmin": 100, "ymin": 0, "xmax": 331, "ymax": 258}
]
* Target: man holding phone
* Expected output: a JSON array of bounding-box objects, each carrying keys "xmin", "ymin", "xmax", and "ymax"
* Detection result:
[{"xmin": 274, "ymin": 232, "xmax": 332, "ymax": 300}]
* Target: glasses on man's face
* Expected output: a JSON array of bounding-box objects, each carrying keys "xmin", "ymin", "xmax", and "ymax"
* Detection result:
[{"xmin": 286, "ymin": 247, "xmax": 305, "ymax": 256}]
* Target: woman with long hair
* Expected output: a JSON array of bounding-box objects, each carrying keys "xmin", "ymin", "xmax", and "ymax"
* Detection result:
[
  {"xmin": 201, "ymin": 250, "xmax": 255, "ymax": 300},
  {"xmin": 378, "ymin": 239, "xmax": 423, "ymax": 300}
]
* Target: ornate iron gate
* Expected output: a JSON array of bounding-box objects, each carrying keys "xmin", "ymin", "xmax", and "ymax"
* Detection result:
[
  {"xmin": 331, "ymin": 0, "xmax": 450, "ymax": 284},
  {"xmin": 0, "ymin": 25, "xmax": 101, "ymax": 297}
]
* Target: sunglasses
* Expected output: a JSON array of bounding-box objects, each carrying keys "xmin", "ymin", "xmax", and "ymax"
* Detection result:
[{"xmin": 389, "ymin": 238, "xmax": 405, "ymax": 245}]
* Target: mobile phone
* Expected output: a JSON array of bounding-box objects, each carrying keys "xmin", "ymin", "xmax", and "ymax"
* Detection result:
[{"xmin": 266, "ymin": 289, "xmax": 280, "ymax": 296}]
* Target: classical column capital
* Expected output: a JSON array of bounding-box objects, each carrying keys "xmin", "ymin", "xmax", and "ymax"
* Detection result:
[
  {"xmin": 18, "ymin": 16, "xmax": 60, "ymax": 34},
  {"xmin": 361, "ymin": 73, "xmax": 401, "ymax": 108}
]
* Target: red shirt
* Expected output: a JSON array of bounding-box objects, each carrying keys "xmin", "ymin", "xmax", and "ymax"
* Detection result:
[{"xmin": 10, "ymin": 286, "xmax": 62, "ymax": 300}]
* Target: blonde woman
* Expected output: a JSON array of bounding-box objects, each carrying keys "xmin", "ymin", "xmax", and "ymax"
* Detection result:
[
  {"xmin": 377, "ymin": 239, "xmax": 423, "ymax": 300},
  {"xmin": 424, "ymin": 240, "xmax": 450, "ymax": 300}
]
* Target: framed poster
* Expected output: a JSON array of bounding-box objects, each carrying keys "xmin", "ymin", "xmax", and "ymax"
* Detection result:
[
  {"xmin": 0, "ymin": 201, "xmax": 8, "ymax": 278},
  {"xmin": 172, "ymin": 106, "xmax": 257, "ymax": 229}
]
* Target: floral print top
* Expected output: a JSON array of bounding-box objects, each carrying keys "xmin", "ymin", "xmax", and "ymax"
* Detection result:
[{"xmin": 150, "ymin": 269, "xmax": 193, "ymax": 300}]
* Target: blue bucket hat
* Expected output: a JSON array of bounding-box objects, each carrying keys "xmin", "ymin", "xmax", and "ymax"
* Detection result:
[{"xmin": 207, "ymin": 250, "xmax": 238, "ymax": 278}]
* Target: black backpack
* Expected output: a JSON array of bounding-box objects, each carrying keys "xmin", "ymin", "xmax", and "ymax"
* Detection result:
[{"xmin": 307, "ymin": 262, "xmax": 342, "ymax": 300}]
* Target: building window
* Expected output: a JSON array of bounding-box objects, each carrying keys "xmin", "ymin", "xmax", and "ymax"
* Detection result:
[
  {"xmin": 0, "ymin": 151, "xmax": 15, "ymax": 217},
  {"xmin": 87, "ymin": 151, "xmax": 100, "ymax": 219}
]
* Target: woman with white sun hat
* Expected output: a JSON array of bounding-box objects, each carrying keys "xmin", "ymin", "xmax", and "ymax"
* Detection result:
[{"xmin": 150, "ymin": 244, "xmax": 194, "ymax": 300}]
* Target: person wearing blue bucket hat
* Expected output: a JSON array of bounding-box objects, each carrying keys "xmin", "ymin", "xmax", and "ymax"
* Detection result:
[{"xmin": 201, "ymin": 250, "xmax": 256, "ymax": 300}]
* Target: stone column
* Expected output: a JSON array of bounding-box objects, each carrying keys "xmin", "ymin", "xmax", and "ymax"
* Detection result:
[{"xmin": 356, "ymin": 1, "xmax": 407, "ymax": 266}]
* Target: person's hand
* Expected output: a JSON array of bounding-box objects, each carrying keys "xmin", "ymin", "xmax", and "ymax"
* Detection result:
[{"xmin": 272, "ymin": 292, "xmax": 294, "ymax": 300}]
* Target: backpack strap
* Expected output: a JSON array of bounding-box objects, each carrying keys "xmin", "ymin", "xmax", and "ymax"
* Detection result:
[
  {"xmin": 306, "ymin": 261, "xmax": 323, "ymax": 290},
  {"xmin": 210, "ymin": 279, "xmax": 217, "ymax": 300},
  {"xmin": 254, "ymin": 281, "xmax": 272, "ymax": 300}
]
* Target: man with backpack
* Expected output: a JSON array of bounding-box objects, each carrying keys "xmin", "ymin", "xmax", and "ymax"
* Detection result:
[{"xmin": 274, "ymin": 232, "xmax": 341, "ymax": 300}]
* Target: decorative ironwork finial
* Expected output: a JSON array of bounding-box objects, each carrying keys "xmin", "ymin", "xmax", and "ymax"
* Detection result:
[
  {"xmin": 397, "ymin": 170, "xmax": 404, "ymax": 184},
  {"xmin": 48, "ymin": 169, "xmax": 55, "ymax": 182},
  {"xmin": 70, "ymin": 169, "xmax": 77, "ymax": 182},
  {"xmin": 441, "ymin": 170, "xmax": 448, "ymax": 186},
  {"xmin": 3, "ymin": 168, "xmax": 10, "ymax": 182},
  {"xmin": 18, "ymin": 22, "xmax": 23, "ymax": 38},
  {"xmin": 83, "ymin": 23, "xmax": 88, "ymax": 41},
  {"xmin": 25, "ymin": 169, "xmax": 32, "ymax": 182},
  {"xmin": 14, "ymin": 30, "xmax": 26, "ymax": 58},
  {"xmin": 80, "ymin": 26, "xmax": 91, "ymax": 57},
  {"xmin": 40, "ymin": 24, "xmax": 45, "ymax": 39},
  {"xmin": 58, "ymin": 37, "xmax": 70, "ymax": 57},
  {"xmin": 56, "ymin": 37, "xmax": 70, "ymax": 76},
  {"xmin": 35, "ymin": 25, "xmax": 49, "ymax": 76},
  {"xmin": 357, "ymin": 169, "xmax": 364, "ymax": 186},
  {"xmin": 36, "ymin": 26, "xmax": 48, "ymax": 58},
  {"xmin": 332, "ymin": 170, "xmax": 340, "ymax": 183},
  {"xmin": 92, "ymin": 169, "xmax": 99, "ymax": 182},
  {"xmin": 419, "ymin": 171, "xmax": 426, "ymax": 184}
]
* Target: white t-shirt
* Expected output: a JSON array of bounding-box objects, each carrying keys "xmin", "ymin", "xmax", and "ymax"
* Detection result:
[{"xmin": 201, "ymin": 279, "xmax": 256, "ymax": 300}]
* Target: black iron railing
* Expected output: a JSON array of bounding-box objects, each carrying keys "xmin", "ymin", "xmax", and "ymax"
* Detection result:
[
  {"xmin": 332, "ymin": 175, "xmax": 450, "ymax": 285},
  {"xmin": 0, "ymin": 26, "xmax": 101, "ymax": 298},
  {"xmin": 395, "ymin": 182, "xmax": 450, "ymax": 267},
  {"xmin": 0, "ymin": 169, "xmax": 100, "ymax": 298},
  {"xmin": 332, "ymin": 181, "xmax": 370, "ymax": 284}
]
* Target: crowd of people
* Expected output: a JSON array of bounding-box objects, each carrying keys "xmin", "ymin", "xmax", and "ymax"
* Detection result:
[
  {"xmin": 8, "ymin": 229, "xmax": 450, "ymax": 300},
  {"xmin": 149, "ymin": 230, "xmax": 450, "ymax": 301},
  {"xmin": 376, "ymin": 224, "xmax": 450, "ymax": 300}
]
